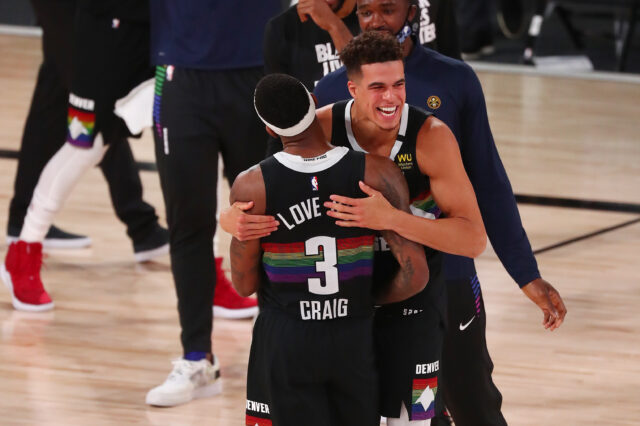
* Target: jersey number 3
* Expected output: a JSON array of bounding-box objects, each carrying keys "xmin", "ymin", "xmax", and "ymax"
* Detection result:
[{"xmin": 305, "ymin": 236, "xmax": 339, "ymax": 295}]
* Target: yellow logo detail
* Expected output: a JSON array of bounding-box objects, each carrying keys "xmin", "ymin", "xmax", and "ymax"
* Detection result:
[
  {"xmin": 427, "ymin": 96, "xmax": 441, "ymax": 110},
  {"xmin": 397, "ymin": 153, "xmax": 413, "ymax": 163}
]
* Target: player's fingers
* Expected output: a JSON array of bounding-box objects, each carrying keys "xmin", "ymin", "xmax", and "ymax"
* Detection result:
[
  {"xmin": 326, "ymin": 209, "xmax": 359, "ymax": 221},
  {"xmin": 239, "ymin": 226, "xmax": 279, "ymax": 237},
  {"xmin": 324, "ymin": 201, "xmax": 357, "ymax": 214},
  {"xmin": 335, "ymin": 220, "xmax": 359, "ymax": 227},
  {"xmin": 239, "ymin": 230, "xmax": 274, "ymax": 240},
  {"xmin": 296, "ymin": 5, "xmax": 309, "ymax": 22},
  {"xmin": 543, "ymin": 310, "xmax": 551, "ymax": 328},
  {"xmin": 328, "ymin": 194, "xmax": 360, "ymax": 206},
  {"xmin": 358, "ymin": 180, "xmax": 381, "ymax": 197},
  {"xmin": 232, "ymin": 201, "xmax": 254, "ymax": 211},
  {"xmin": 551, "ymin": 291, "xmax": 568, "ymax": 321},
  {"xmin": 238, "ymin": 215, "xmax": 280, "ymax": 229}
]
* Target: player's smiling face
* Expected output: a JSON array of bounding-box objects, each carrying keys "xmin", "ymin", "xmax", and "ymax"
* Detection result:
[{"xmin": 353, "ymin": 60, "xmax": 406, "ymax": 130}]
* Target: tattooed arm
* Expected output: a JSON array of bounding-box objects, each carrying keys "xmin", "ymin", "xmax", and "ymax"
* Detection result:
[
  {"xmin": 229, "ymin": 165, "xmax": 267, "ymax": 297},
  {"xmin": 363, "ymin": 155, "xmax": 429, "ymax": 304}
]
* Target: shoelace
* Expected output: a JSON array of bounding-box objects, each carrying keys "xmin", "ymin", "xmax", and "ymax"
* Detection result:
[{"xmin": 167, "ymin": 359, "xmax": 203, "ymax": 382}]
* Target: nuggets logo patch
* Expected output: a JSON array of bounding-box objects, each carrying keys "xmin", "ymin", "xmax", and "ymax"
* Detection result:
[
  {"xmin": 246, "ymin": 415, "xmax": 272, "ymax": 426},
  {"xmin": 66, "ymin": 107, "xmax": 95, "ymax": 148},
  {"xmin": 427, "ymin": 95, "xmax": 441, "ymax": 110},
  {"xmin": 411, "ymin": 377, "xmax": 437, "ymax": 420}
]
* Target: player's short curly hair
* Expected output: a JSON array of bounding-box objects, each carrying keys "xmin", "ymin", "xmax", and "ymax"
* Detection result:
[
  {"xmin": 254, "ymin": 73, "xmax": 311, "ymax": 132},
  {"xmin": 340, "ymin": 31, "xmax": 403, "ymax": 80}
]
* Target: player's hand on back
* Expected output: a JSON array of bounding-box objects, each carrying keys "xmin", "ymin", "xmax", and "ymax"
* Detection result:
[
  {"xmin": 324, "ymin": 181, "xmax": 397, "ymax": 231},
  {"xmin": 521, "ymin": 277, "xmax": 567, "ymax": 331},
  {"xmin": 220, "ymin": 201, "xmax": 279, "ymax": 241}
]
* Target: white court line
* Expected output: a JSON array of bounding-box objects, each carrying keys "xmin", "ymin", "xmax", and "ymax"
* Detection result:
[{"xmin": 0, "ymin": 24, "xmax": 41, "ymax": 37}]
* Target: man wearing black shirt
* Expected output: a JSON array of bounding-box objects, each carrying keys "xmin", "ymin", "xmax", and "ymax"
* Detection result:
[{"xmin": 263, "ymin": 0, "xmax": 460, "ymax": 92}]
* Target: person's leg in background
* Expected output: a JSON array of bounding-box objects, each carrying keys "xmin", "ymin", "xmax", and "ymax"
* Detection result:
[
  {"xmin": 212, "ymin": 67, "xmax": 264, "ymax": 319},
  {"xmin": 98, "ymin": 137, "xmax": 168, "ymax": 261},
  {"xmin": 6, "ymin": 0, "xmax": 91, "ymax": 248},
  {"xmin": 146, "ymin": 66, "xmax": 222, "ymax": 407},
  {"xmin": 456, "ymin": 0, "xmax": 496, "ymax": 60},
  {"xmin": 7, "ymin": 0, "xmax": 167, "ymax": 255}
]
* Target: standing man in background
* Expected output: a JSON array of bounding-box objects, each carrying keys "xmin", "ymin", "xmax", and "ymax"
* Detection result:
[
  {"xmin": 314, "ymin": 0, "xmax": 567, "ymax": 424},
  {"xmin": 264, "ymin": 0, "xmax": 459, "ymax": 92},
  {"xmin": 257, "ymin": 0, "xmax": 460, "ymax": 159},
  {"xmin": 145, "ymin": 0, "xmax": 282, "ymax": 407}
]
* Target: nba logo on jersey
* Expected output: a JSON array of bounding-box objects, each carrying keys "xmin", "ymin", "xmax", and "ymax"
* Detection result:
[{"xmin": 311, "ymin": 176, "xmax": 319, "ymax": 191}]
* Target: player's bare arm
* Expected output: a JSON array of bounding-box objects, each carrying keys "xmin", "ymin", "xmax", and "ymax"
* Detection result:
[
  {"xmin": 325, "ymin": 117, "xmax": 487, "ymax": 258},
  {"xmin": 363, "ymin": 155, "xmax": 429, "ymax": 304},
  {"xmin": 228, "ymin": 166, "xmax": 267, "ymax": 297},
  {"xmin": 219, "ymin": 107, "xmax": 334, "ymax": 241}
]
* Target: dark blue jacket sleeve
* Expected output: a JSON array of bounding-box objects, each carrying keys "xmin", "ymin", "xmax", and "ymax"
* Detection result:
[
  {"xmin": 314, "ymin": 70, "xmax": 350, "ymax": 107},
  {"xmin": 460, "ymin": 66, "xmax": 540, "ymax": 287}
]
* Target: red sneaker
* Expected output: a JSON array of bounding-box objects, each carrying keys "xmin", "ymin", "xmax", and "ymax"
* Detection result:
[
  {"xmin": 212, "ymin": 257, "xmax": 258, "ymax": 319},
  {"xmin": 1, "ymin": 241, "xmax": 53, "ymax": 311}
]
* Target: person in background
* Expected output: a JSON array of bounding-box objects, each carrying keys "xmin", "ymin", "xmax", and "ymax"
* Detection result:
[{"xmin": 144, "ymin": 0, "xmax": 282, "ymax": 407}]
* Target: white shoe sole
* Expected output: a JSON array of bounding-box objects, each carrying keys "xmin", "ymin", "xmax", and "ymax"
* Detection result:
[
  {"xmin": 213, "ymin": 305, "xmax": 259, "ymax": 319},
  {"xmin": 0, "ymin": 263, "xmax": 54, "ymax": 312},
  {"xmin": 134, "ymin": 243, "xmax": 169, "ymax": 263},
  {"xmin": 6, "ymin": 234, "xmax": 92, "ymax": 249},
  {"xmin": 146, "ymin": 379, "xmax": 222, "ymax": 407}
]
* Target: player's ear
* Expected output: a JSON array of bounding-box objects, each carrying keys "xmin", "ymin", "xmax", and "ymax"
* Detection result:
[
  {"xmin": 311, "ymin": 93, "xmax": 319, "ymax": 107},
  {"xmin": 408, "ymin": 3, "xmax": 418, "ymax": 23},
  {"xmin": 347, "ymin": 81, "xmax": 357, "ymax": 99},
  {"xmin": 265, "ymin": 126, "xmax": 278, "ymax": 138}
]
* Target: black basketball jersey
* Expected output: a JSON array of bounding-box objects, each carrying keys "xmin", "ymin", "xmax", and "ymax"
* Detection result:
[
  {"xmin": 259, "ymin": 146, "xmax": 376, "ymax": 321},
  {"xmin": 330, "ymin": 100, "xmax": 445, "ymax": 313}
]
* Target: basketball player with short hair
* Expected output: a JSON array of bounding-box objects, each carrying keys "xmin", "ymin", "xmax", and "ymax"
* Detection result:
[
  {"xmin": 223, "ymin": 32, "xmax": 487, "ymax": 426},
  {"xmin": 313, "ymin": 1, "xmax": 567, "ymax": 424},
  {"xmin": 232, "ymin": 73, "xmax": 430, "ymax": 426}
]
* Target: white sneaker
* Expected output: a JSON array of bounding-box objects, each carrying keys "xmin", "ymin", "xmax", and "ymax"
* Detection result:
[{"xmin": 146, "ymin": 356, "xmax": 222, "ymax": 407}]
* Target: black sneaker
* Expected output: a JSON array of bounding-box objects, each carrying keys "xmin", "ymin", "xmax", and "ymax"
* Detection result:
[
  {"xmin": 497, "ymin": 0, "xmax": 525, "ymax": 39},
  {"xmin": 133, "ymin": 225, "xmax": 169, "ymax": 263},
  {"xmin": 6, "ymin": 225, "xmax": 92, "ymax": 249}
]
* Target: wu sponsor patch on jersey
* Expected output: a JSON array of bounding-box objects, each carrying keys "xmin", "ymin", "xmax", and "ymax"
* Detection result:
[
  {"xmin": 411, "ymin": 377, "xmax": 438, "ymax": 420},
  {"xmin": 395, "ymin": 152, "xmax": 414, "ymax": 171},
  {"xmin": 427, "ymin": 95, "xmax": 441, "ymax": 110}
]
